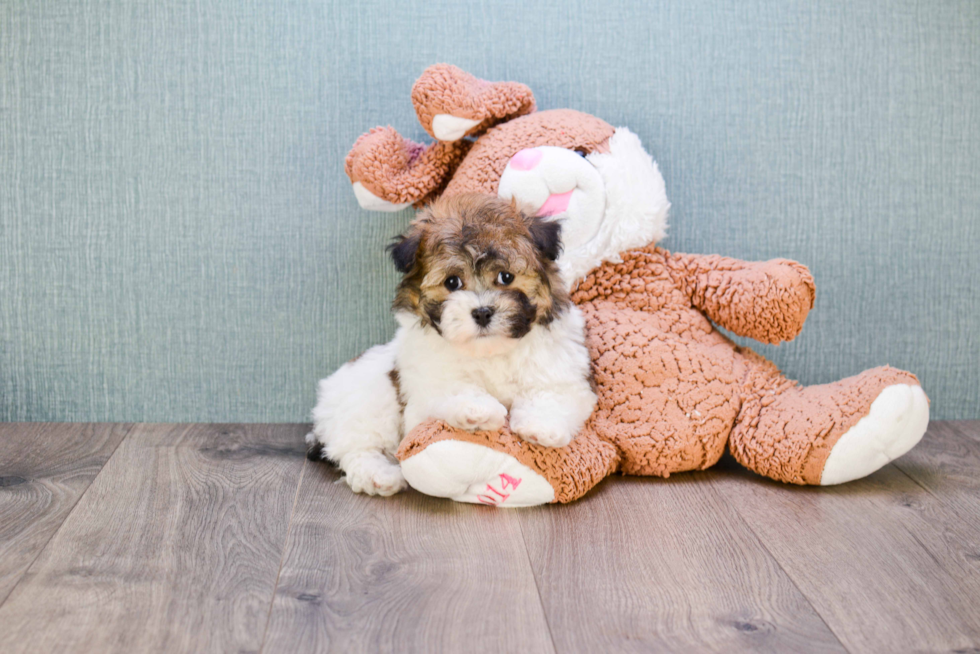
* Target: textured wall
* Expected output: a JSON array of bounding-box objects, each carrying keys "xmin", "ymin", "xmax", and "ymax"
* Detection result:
[{"xmin": 1, "ymin": 0, "xmax": 977, "ymax": 421}]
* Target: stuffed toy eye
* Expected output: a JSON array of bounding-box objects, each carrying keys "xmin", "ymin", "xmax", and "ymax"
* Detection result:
[
  {"xmin": 444, "ymin": 275, "xmax": 462, "ymax": 291},
  {"xmin": 496, "ymin": 271, "xmax": 514, "ymax": 285}
]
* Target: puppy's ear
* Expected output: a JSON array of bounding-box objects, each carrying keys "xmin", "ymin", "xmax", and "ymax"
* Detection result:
[
  {"xmin": 528, "ymin": 216, "xmax": 563, "ymax": 262},
  {"xmin": 387, "ymin": 229, "xmax": 422, "ymax": 273}
]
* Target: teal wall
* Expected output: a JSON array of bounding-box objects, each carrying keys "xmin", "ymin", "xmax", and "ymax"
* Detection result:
[{"xmin": 1, "ymin": 0, "xmax": 978, "ymax": 421}]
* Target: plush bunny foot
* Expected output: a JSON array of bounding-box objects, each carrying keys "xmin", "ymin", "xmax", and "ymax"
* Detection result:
[
  {"xmin": 397, "ymin": 420, "xmax": 620, "ymax": 506},
  {"xmin": 730, "ymin": 365, "xmax": 928, "ymax": 485},
  {"xmin": 400, "ymin": 439, "xmax": 556, "ymax": 507},
  {"xmin": 820, "ymin": 384, "xmax": 929, "ymax": 485}
]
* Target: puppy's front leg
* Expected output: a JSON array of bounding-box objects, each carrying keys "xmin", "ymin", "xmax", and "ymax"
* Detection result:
[
  {"xmin": 510, "ymin": 387, "xmax": 596, "ymax": 448},
  {"xmin": 339, "ymin": 450, "xmax": 408, "ymax": 497},
  {"xmin": 442, "ymin": 393, "xmax": 508, "ymax": 432},
  {"xmin": 309, "ymin": 341, "xmax": 408, "ymax": 497},
  {"xmin": 407, "ymin": 389, "xmax": 508, "ymax": 433}
]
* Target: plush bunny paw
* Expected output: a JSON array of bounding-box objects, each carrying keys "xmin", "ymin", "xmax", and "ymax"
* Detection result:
[{"xmin": 820, "ymin": 384, "xmax": 929, "ymax": 485}]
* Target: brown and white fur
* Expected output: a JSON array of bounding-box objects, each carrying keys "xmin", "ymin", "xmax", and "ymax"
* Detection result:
[{"xmin": 308, "ymin": 194, "xmax": 597, "ymax": 496}]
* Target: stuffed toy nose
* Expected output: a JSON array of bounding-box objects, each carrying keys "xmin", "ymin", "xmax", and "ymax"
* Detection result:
[
  {"xmin": 471, "ymin": 306, "xmax": 495, "ymax": 327},
  {"xmin": 509, "ymin": 148, "xmax": 543, "ymax": 171}
]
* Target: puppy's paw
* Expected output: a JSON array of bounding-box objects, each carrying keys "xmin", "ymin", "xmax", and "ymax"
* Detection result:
[
  {"xmin": 509, "ymin": 408, "xmax": 575, "ymax": 448},
  {"xmin": 447, "ymin": 395, "xmax": 508, "ymax": 432},
  {"xmin": 343, "ymin": 454, "xmax": 407, "ymax": 497}
]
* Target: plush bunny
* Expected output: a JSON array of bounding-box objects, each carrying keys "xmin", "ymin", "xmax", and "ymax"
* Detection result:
[{"xmin": 338, "ymin": 64, "xmax": 929, "ymax": 506}]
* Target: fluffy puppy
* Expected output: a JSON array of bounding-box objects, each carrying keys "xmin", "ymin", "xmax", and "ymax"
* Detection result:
[{"xmin": 308, "ymin": 194, "xmax": 597, "ymax": 496}]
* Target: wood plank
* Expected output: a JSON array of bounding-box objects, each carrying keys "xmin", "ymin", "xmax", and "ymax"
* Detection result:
[
  {"xmin": 889, "ymin": 421, "xmax": 980, "ymax": 586},
  {"xmin": 0, "ymin": 423, "xmax": 131, "ymax": 605},
  {"xmin": 712, "ymin": 452, "xmax": 980, "ymax": 653},
  {"xmin": 947, "ymin": 420, "xmax": 980, "ymax": 439},
  {"xmin": 893, "ymin": 421, "xmax": 980, "ymax": 516},
  {"xmin": 263, "ymin": 461, "xmax": 556, "ymax": 654},
  {"xmin": 0, "ymin": 423, "xmax": 307, "ymax": 654},
  {"xmin": 517, "ymin": 473, "xmax": 845, "ymax": 653}
]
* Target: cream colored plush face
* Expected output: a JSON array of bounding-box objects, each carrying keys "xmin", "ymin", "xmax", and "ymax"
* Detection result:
[
  {"xmin": 390, "ymin": 194, "xmax": 568, "ymax": 356},
  {"xmin": 497, "ymin": 129, "xmax": 671, "ymax": 288},
  {"xmin": 498, "ymin": 145, "xmax": 607, "ymax": 255}
]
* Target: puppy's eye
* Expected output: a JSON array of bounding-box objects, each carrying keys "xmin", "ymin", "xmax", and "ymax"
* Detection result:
[
  {"xmin": 496, "ymin": 271, "xmax": 515, "ymax": 286},
  {"xmin": 444, "ymin": 275, "xmax": 462, "ymax": 291}
]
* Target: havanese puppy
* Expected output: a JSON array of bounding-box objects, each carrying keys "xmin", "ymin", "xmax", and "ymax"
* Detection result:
[{"xmin": 308, "ymin": 193, "xmax": 597, "ymax": 496}]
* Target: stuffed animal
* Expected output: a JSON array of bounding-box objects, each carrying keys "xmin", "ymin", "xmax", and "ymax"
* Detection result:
[{"xmin": 340, "ymin": 64, "xmax": 929, "ymax": 507}]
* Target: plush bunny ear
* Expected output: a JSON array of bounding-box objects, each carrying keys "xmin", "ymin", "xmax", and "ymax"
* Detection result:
[
  {"xmin": 345, "ymin": 126, "xmax": 472, "ymax": 211},
  {"xmin": 346, "ymin": 65, "xmax": 535, "ymax": 211},
  {"xmin": 412, "ymin": 64, "xmax": 536, "ymax": 142}
]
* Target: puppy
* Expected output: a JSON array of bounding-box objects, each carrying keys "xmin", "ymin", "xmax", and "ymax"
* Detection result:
[{"xmin": 308, "ymin": 194, "xmax": 597, "ymax": 496}]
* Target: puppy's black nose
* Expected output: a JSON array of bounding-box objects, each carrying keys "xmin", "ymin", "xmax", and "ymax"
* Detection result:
[{"xmin": 471, "ymin": 306, "xmax": 495, "ymax": 327}]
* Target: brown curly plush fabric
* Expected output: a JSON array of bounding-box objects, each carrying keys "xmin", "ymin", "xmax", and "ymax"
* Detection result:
[
  {"xmin": 664, "ymin": 253, "xmax": 816, "ymax": 345},
  {"xmin": 571, "ymin": 246, "xmax": 919, "ymax": 485}
]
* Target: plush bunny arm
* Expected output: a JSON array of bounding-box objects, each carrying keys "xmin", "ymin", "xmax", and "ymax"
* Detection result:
[
  {"xmin": 411, "ymin": 64, "xmax": 536, "ymax": 142},
  {"xmin": 665, "ymin": 252, "xmax": 816, "ymax": 344},
  {"xmin": 345, "ymin": 126, "xmax": 472, "ymax": 207}
]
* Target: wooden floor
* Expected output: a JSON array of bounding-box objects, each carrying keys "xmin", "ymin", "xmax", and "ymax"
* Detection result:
[{"xmin": 0, "ymin": 422, "xmax": 978, "ymax": 653}]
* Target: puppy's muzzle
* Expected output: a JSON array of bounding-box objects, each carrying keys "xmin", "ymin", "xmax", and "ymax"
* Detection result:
[{"xmin": 471, "ymin": 306, "xmax": 495, "ymax": 328}]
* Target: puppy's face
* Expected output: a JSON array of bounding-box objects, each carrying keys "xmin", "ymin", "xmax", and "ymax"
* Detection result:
[{"xmin": 389, "ymin": 193, "xmax": 569, "ymax": 357}]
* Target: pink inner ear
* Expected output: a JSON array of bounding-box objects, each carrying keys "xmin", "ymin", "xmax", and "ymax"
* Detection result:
[
  {"xmin": 537, "ymin": 190, "xmax": 574, "ymax": 217},
  {"xmin": 509, "ymin": 148, "xmax": 543, "ymax": 171}
]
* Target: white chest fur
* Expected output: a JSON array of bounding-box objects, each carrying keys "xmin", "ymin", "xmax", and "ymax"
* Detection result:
[{"xmin": 393, "ymin": 307, "xmax": 593, "ymax": 437}]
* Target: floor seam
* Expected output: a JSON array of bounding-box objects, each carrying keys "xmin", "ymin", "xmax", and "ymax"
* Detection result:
[
  {"xmin": 891, "ymin": 461, "xmax": 937, "ymax": 498},
  {"xmin": 893, "ymin": 423, "xmax": 979, "ymax": 517},
  {"xmin": 703, "ymin": 475, "xmax": 854, "ymax": 654},
  {"xmin": 945, "ymin": 421, "xmax": 980, "ymax": 444},
  {"xmin": 515, "ymin": 513, "xmax": 560, "ymax": 654},
  {"xmin": 0, "ymin": 422, "xmax": 137, "ymax": 611},
  {"xmin": 258, "ymin": 441, "xmax": 308, "ymax": 654}
]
